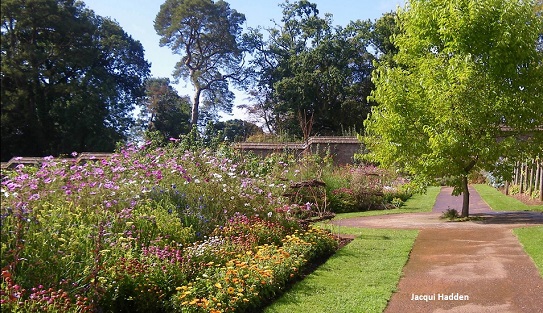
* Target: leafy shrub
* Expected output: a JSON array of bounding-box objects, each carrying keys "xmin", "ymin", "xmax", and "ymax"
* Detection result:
[
  {"xmin": 324, "ymin": 165, "xmax": 412, "ymax": 213},
  {"xmin": 440, "ymin": 208, "xmax": 460, "ymax": 220},
  {"xmin": 391, "ymin": 197, "xmax": 405, "ymax": 208},
  {"xmin": 329, "ymin": 188, "xmax": 358, "ymax": 213}
]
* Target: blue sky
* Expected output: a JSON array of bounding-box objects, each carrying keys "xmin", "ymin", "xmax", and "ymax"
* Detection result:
[{"xmin": 82, "ymin": 0, "xmax": 404, "ymax": 120}]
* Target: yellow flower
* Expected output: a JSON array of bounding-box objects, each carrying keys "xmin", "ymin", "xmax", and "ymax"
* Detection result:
[
  {"xmin": 227, "ymin": 287, "xmax": 235, "ymax": 294},
  {"xmin": 215, "ymin": 282, "xmax": 222, "ymax": 289}
]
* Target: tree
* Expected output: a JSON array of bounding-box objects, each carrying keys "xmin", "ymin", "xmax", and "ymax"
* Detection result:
[
  {"xmin": 206, "ymin": 119, "xmax": 263, "ymax": 142},
  {"xmin": 364, "ymin": 0, "xmax": 543, "ymax": 217},
  {"xmin": 138, "ymin": 77, "xmax": 191, "ymax": 141},
  {"xmin": 370, "ymin": 12, "xmax": 400, "ymax": 66},
  {"xmin": 245, "ymin": 1, "xmax": 376, "ymax": 138},
  {"xmin": 154, "ymin": 0, "xmax": 249, "ymax": 126},
  {"xmin": 1, "ymin": 0, "xmax": 150, "ymax": 161}
]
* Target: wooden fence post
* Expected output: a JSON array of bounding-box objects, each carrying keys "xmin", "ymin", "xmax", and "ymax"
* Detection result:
[
  {"xmin": 540, "ymin": 161, "xmax": 543, "ymax": 201},
  {"xmin": 520, "ymin": 162, "xmax": 525, "ymax": 194},
  {"xmin": 528, "ymin": 160, "xmax": 534, "ymax": 196},
  {"xmin": 514, "ymin": 161, "xmax": 519, "ymax": 185},
  {"xmin": 536, "ymin": 161, "xmax": 541, "ymax": 193}
]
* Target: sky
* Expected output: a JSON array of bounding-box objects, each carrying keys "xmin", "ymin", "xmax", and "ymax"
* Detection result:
[{"xmin": 82, "ymin": 0, "xmax": 405, "ymax": 120}]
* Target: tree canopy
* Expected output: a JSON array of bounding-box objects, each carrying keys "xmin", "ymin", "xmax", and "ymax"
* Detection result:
[
  {"xmin": 154, "ymin": 0, "xmax": 249, "ymax": 126},
  {"xmin": 136, "ymin": 77, "xmax": 192, "ymax": 142},
  {"xmin": 206, "ymin": 119, "xmax": 263, "ymax": 142},
  {"xmin": 364, "ymin": 0, "xmax": 543, "ymax": 217},
  {"xmin": 243, "ymin": 1, "xmax": 395, "ymax": 138},
  {"xmin": 1, "ymin": 0, "xmax": 150, "ymax": 161}
]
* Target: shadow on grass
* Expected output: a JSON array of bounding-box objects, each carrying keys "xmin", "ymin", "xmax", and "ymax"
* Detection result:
[{"xmin": 474, "ymin": 211, "xmax": 543, "ymax": 225}]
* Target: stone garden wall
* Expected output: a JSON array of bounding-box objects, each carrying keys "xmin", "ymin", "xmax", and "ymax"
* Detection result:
[{"xmin": 1, "ymin": 137, "xmax": 363, "ymax": 170}]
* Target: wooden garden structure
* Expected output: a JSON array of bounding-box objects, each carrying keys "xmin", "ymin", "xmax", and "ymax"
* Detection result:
[{"xmin": 505, "ymin": 158, "xmax": 543, "ymax": 202}]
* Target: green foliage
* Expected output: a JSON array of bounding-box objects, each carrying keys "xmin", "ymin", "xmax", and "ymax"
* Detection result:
[
  {"xmin": 206, "ymin": 119, "xmax": 264, "ymax": 142},
  {"xmin": 390, "ymin": 197, "xmax": 405, "ymax": 208},
  {"xmin": 322, "ymin": 186, "xmax": 440, "ymax": 221},
  {"xmin": 155, "ymin": 0, "xmax": 250, "ymax": 125},
  {"xmin": 440, "ymin": 208, "xmax": 461, "ymax": 220},
  {"xmin": 246, "ymin": 1, "xmax": 377, "ymax": 137},
  {"xmin": 325, "ymin": 165, "xmax": 411, "ymax": 213},
  {"xmin": 370, "ymin": 12, "xmax": 400, "ymax": 66},
  {"xmin": 509, "ymin": 184, "xmax": 521, "ymax": 195},
  {"xmin": 137, "ymin": 77, "xmax": 191, "ymax": 142},
  {"xmin": 364, "ymin": 0, "xmax": 543, "ymax": 216},
  {"xmin": 0, "ymin": 0, "xmax": 151, "ymax": 161}
]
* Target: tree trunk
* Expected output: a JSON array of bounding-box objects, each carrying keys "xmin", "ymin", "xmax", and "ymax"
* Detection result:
[
  {"xmin": 191, "ymin": 88, "xmax": 201, "ymax": 126},
  {"xmin": 461, "ymin": 175, "xmax": 470, "ymax": 218}
]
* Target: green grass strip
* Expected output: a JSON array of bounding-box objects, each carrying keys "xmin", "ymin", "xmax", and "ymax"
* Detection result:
[
  {"xmin": 264, "ymin": 228, "xmax": 418, "ymax": 313},
  {"xmin": 514, "ymin": 226, "xmax": 543, "ymax": 277},
  {"xmin": 473, "ymin": 184, "xmax": 543, "ymax": 212}
]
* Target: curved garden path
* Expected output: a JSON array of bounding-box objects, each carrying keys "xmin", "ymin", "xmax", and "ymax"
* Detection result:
[{"xmin": 332, "ymin": 186, "xmax": 543, "ymax": 313}]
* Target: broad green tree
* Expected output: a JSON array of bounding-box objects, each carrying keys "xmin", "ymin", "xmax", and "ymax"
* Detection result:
[
  {"xmin": 138, "ymin": 77, "xmax": 191, "ymax": 142},
  {"xmin": 154, "ymin": 0, "xmax": 249, "ymax": 126},
  {"xmin": 364, "ymin": 0, "xmax": 543, "ymax": 217},
  {"xmin": 246, "ymin": 1, "xmax": 377, "ymax": 138},
  {"xmin": 370, "ymin": 12, "xmax": 400, "ymax": 66},
  {"xmin": 1, "ymin": 0, "xmax": 150, "ymax": 161}
]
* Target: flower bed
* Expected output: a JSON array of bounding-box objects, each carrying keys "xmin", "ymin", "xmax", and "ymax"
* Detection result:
[{"xmin": 1, "ymin": 142, "xmax": 337, "ymax": 312}]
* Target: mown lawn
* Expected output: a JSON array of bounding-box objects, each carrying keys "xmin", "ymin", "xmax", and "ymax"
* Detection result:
[
  {"xmin": 264, "ymin": 188, "xmax": 441, "ymax": 313},
  {"xmin": 263, "ymin": 228, "xmax": 418, "ymax": 313},
  {"xmin": 514, "ymin": 226, "xmax": 543, "ymax": 277},
  {"xmin": 473, "ymin": 184, "xmax": 543, "ymax": 212}
]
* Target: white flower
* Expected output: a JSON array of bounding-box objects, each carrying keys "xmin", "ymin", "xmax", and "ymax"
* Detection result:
[{"xmin": 267, "ymin": 212, "xmax": 273, "ymax": 218}]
